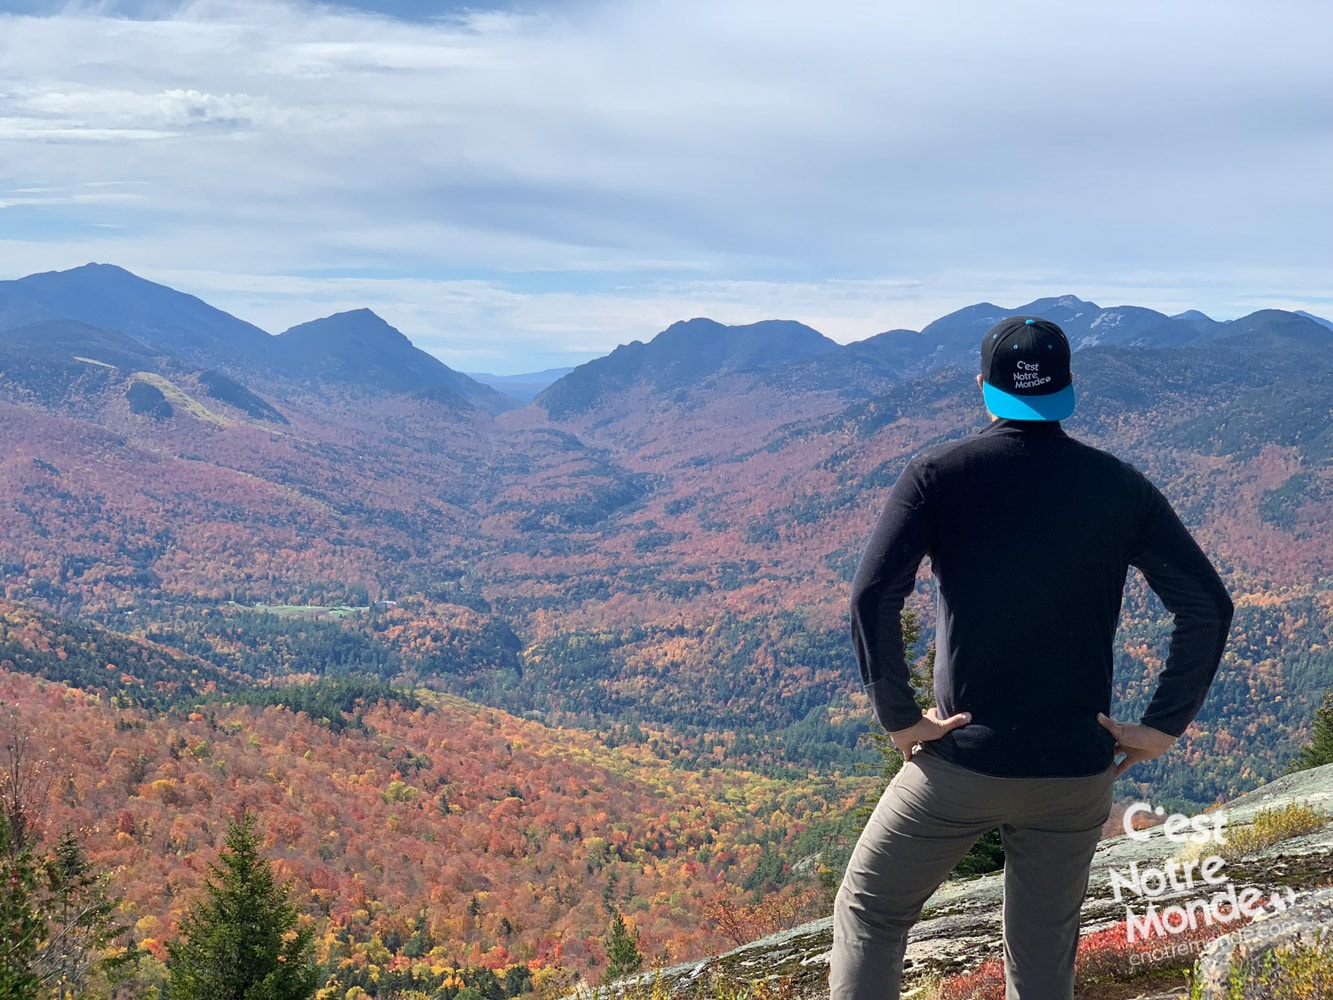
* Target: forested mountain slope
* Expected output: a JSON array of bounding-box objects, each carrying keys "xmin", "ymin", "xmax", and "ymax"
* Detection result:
[
  {"xmin": 0, "ymin": 265, "xmax": 1329, "ymax": 812},
  {"xmin": 0, "ymin": 664, "xmax": 864, "ymax": 993},
  {"xmin": 1, "ymin": 265, "xmax": 1331, "ymax": 994}
]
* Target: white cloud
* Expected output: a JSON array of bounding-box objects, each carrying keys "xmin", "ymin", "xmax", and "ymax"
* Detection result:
[
  {"xmin": 11, "ymin": 85, "xmax": 286, "ymax": 132},
  {"xmin": 1, "ymin": 0, "xmax": 1332, "ymax": 370}
]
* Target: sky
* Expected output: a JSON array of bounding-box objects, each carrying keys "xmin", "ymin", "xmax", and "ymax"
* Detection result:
[{"xmin": 2, "ymin": 1, "xmax": 1332, "ymax": 374}]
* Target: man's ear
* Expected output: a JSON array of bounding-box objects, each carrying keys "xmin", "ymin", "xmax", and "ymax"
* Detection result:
[{"xmin": 977, "ymin": 374, "xmax": 998, "ymax": 421}]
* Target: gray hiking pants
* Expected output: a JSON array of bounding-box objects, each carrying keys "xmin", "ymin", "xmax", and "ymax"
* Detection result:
[{"xmin": 829, "ymin": 747, "xmax": 1115, "ymax": 1000}]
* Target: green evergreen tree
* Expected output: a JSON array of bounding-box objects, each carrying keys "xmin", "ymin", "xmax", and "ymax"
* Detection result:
[
  {"xmin": 2, "ymin": 718, "xmax": 132, "ymax": 997},
  {"xmin": 1289, "ymin": 692, "xmax": 1333, "ymax": 773},
  {"xmin": 166, "ymin": 813, "xmax": 318, "ymax": 1000},
  {"xmin": 857, "ymin": 608, "xmax": 930, "ymax": 815},
  {"xmin": 601, "ymin": 911, "xmax": 643, "ymax": 984},
  {"xmin": 35, "ymin": 828, "xmax": 130, "ymax": 995},
  {"xmin": 855, "ymin": 609, "xmax": 1003, "ymax": 876},
  {"xmin": 0, "ymin": 809, "xmax": 42, "ymax": 1000},
  {"xmin": 951, "ymin": 829, "xmax": 1006, "ymax": 877}
]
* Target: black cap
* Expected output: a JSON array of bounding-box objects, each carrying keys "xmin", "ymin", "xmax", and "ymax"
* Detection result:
[{"xmin": 979, "ymin": 316, "xmax": 1075, "ymax": 421}]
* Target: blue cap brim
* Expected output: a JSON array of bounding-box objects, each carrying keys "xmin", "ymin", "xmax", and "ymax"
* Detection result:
[{"xmin": 983, "ymin": 381, "xmax": 1076, "ymax": 421}]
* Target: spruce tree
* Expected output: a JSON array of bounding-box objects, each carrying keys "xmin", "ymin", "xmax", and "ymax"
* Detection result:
[
  {"xmin": 0, "ymin": 810, "xmax": 42, "ymax": 1000},
  {"xmin": 35, "ymin": 828, "xmax": 128, "ymax": 995},
  {"xmin": 602, "ymin": 911, "xmax": 643, "ymax": 984},
  {"xmin": 1290, "ymin": 692, "xmax": 1333, "ymax": 773},
  {"xmin": 166, "ymin": 813, "xmax": 318, "ymax": 1000},
  {"xmin": 855, "ymin": 609, "xmax": 1003, "ymax": 876},
  {"xmin": 857, "ymin": 608, "xmax": 930, "ymax": 814}
]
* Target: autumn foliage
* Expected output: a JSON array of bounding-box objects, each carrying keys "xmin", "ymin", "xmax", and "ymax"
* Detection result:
[{"xmin": 0, "ymin": 668, "xmax": 870, "ymax": 992}]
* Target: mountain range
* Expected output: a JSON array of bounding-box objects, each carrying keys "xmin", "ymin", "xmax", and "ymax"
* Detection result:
[
  {"xmin": 0, "ymin": 263, "xmax": 511, "ymax": 412},
  {"xmin": 7, "ymin": 263, "xmax": 1325, "ymax": 413},
  {"xmin": 1, "ymin": 260, "xmax": 1331, "ymax": 990},
  {"xmin": 0, "ymin": 262, "xmax": 1330, "ymax": 805}
]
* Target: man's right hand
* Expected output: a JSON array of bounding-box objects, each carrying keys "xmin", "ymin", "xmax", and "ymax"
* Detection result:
[
  {"xmin": 1097, "ymin": 712, "xmax": 1176, "ymax": 776},
  {"xmin": 889, "ymin": 707, "xmax": 972, "ymax": 762}
]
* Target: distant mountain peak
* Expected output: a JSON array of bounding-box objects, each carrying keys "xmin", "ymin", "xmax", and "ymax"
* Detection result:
[
  {"xmin": 1014, "ymin": 294, "xmax": 1101, "ymax": 317},
  {"xmin": 274, "ymin": 309, "xmax": 512, "ymax": 412},
  {"xmin": 1, "ymin": 264, "xmax": 518, "ymax": 414},
  {"xmin": 68, "ymin": 261, "xmax": 134, "ymax": 275},
  {"xmin": 665, "ymin": 317, "xmax": 724, "ymax": 330},
  {"xmin": 337, "ymin": 307, "xmax": 382, "ymax": 320},
  {"xmin": 651, "ymin": 317, "xmax": 836, "ymax": 354},
  {"xmin": 1295, "ymin": 310, "xmax": 1333, "ymax": 332},
  {"xmin": 282, "ymin": 308, "xmax": 405, "ymax": 341},
  {"xmin": 23, "ymin": 262, "xmax": 136, "ymax": 281},
  {"xmin": 27, "ymin": 261, "xmax": 192, "ymax": 292},
  {"xmin": 7, "ymin": 262, "xmax": 274, "ymax": 367},
  {"xmin": 537, "ymin": 317, "xmax": 839, "ymax": 419}
]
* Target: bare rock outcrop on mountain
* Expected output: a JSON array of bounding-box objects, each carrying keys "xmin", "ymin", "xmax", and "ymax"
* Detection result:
[
  {"xmin": 581, "ymin": 764, "xmax": 1333, "ymax": 999},
  {"xmin": 1193, "ymin": 886, "xmax": 1333, "ymax": 998}
]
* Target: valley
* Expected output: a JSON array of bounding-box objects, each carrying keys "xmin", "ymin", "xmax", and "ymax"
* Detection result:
[{"xmin": 0, "ymin": 264, "xmax": 1330, "ymax": 994}]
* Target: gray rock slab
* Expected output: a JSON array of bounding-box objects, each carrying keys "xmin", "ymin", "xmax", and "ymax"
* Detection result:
[
  {"xmin": 569, "ymin": 764, "xmax": 1333, "ymax": 999},
  {"xmin": 1193, "ymin": 885, "xmax": 1333, "ymax": 999}
]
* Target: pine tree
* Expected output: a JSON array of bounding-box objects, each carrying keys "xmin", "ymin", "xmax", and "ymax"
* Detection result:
[
  {"xmin": 35, "ymin": 828, "xmax": 129, "ymax": 995},
  {"xmin": 166, "ymin": 813, "xmax": 318, "ymax": 1000},
  {"xmin": 601, "ymin": 911, "xmax": 643, "ymax": 984},
  {"xmin": 855, "ymin": 609, "xmax": 1003, "ymax": 876},
  {"xmin": 0, "ymin": 809, "xmax": 42, "ymax": 1000},
  {"xmin": 857, "ymin": 608, "xmax": 931, "ymax": 814},
  {"xmin": 1290, "ymin": 692, "xmax": 1333, "ymax": 773}
]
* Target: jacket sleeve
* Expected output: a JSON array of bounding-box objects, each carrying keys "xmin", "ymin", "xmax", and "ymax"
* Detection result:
[
  {"xmin": 850, "ymin": 459, "xmax": 934, "ymax": 733},
  {"xmin": 1130, "ymin": 484, "xmax": 1235, "ymax": 737}
]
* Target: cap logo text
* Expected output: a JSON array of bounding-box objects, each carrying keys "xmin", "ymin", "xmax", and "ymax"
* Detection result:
[{"xmin": 1012, "ymin": 360, "xmax": 1052, "ymax": 390}]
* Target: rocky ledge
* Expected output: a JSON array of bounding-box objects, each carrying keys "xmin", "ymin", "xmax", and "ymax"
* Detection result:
[{"xmin": 576, "ymin": 763, "xmax": 1333, "ymax": 999}]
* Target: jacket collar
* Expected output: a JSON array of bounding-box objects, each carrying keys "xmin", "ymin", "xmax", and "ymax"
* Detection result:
[{"xmin": 980, "ymin": 418, "xmax": 1067, "ymax": 437}]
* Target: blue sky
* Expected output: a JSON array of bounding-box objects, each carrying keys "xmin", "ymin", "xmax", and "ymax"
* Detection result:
[{"xmin": 2, "ymin": 0, "xmax": 1332, "ymax": 373}]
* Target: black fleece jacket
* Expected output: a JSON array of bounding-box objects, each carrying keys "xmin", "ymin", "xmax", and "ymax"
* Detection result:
[{"xmin": 850, "ymin": 419, "xmax": 1234, "ymax": 778}]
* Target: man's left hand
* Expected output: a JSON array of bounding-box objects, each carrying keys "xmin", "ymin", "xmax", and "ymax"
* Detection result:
[
  {"xmin": 889, "ymin": 707, "xmax": 972, "ymax": 762},
  {"xmin": 1097, "ymin": 712, "xmax": 1176, "ymax": 776}
]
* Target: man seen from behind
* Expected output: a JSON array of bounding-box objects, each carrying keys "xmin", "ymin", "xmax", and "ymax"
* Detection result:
[{"xmin": 830, "ymin": 316, "xmax": 1234, "ymax": 1000}]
